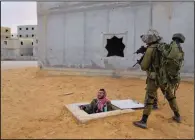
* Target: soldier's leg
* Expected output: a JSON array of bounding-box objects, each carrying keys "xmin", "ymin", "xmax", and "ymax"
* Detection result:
[
  {"xmin": 144, "ymin": 91, "xmax": 158, "ymax": 110},
  {"xmin": 144, "ymin": 78, "xmax": 158, "ymax": 110},
  {"xmin": 161, "ymin": 86, "xmax": 181, "ymax": 123},
  {"xmin": 153, "ymin": 92, "xmax": 158, "ymax": 110},
  {"xmin": 133, "ymin": 78, "xmax": 158, "ymax": 128}
]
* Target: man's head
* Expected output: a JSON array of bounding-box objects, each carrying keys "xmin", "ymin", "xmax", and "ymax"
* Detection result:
[
  {"xmin": 172, "ymin": 33, "xmax": 185, "ymax": 44},
  {"xmin": 97, "ymin": 89, "xmax": 106, "ymax": 99},
  {"xmin": 140, "ymin": 29, "xmax": 162, "ymax": 45}
]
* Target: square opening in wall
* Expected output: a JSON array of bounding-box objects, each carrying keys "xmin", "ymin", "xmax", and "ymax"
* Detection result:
[
  {"xmin": 65, "ymin": 99, "xmax": 144, "ymax": 123},
  {"xmin": 19, "ymin": 28, "xmax": 22, "ymax": 30},
  {"xmin": 26, "ymin": 35, "xmax": 28, "ymax": 37},
  {"xmin": 103, "ymin": 32, "xmax": 127, "ymax": 58},
  {"xmin": 26, "ymin": 28, "xmax": 28, "ymax": 30},
  {"xmin": 105, "ymin": 36, "xmax": 125, "ymax": 57},
  {"xmin": 21, "ymin": 41, "xmax": 23, "ymax": 45},
  {"xmin": 19, "ymin": 35, "xmax": 22, "ymax": 37},
  {"xmin": 32, "ymin": 27, "xmax": 34, "ymax": 30},
  {"xmin": 6, "ymin": 36, "xmax": 8, "ymax": 39},
  {"xmin": 32, "ymin": 34, "xmax": 34, "ymax": 37},
  {"xmin": 5, "ymin": 29, "xmax": 8, "ymax": 32}
]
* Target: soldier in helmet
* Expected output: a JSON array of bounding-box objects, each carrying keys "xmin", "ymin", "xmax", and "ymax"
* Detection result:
[
  {"xmin": 171, "ymin": 33, "xmax": 185, "ymax": 45},
  {"xmin": 133, "ymin": 30, "xmax": 183, "ymax": 129}
]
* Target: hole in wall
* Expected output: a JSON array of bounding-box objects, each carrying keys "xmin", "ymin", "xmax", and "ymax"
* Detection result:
[
  {"xmin": 4, "ymin": 41, "xmax": 7, "ymax": 45},
  {"xmin": 26, "ymin": 28, "xmax": 28, "ymax": 30},
  {"xmin": 32, "ymin": 27, "xmax": 34, "ymax": 30},
  {"xmin": 21, "ymin": 41, "xmax": 23, "ymax": 45},
  {"xmin": 26, "ymin": 35, "xmax": 28, "ymax": 37},
  {"xmin": 6, "ymin": 36, "xmax": 8, "ymax": 39},
  {"xmin": 105, "ymin": 36, "xmax": 125, "ymax": 57},
  {"xmin": 19, "ymin": 28, "xmax": 22, "ymax": 30},
  {"xmin": 5, "ymin": 29, "xmax": 8, "ymax": 32},
  {"xmin": 32, "ymin": 34, "xmax": 34, "ymax": 37},
  {"xmin": 19, "ymin": 35, "xmax": 22, "ymax": 37}
]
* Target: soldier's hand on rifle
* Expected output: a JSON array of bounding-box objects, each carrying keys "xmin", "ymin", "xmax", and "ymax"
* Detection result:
[{"xmin": 134, "ymin": 46, "xmax": 147, "ymax": 54}]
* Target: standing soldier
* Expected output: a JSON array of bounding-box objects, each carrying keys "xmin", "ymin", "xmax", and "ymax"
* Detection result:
[{"xmin": 133, "ymin": 30, "xmax": 185, "ymax": 129}]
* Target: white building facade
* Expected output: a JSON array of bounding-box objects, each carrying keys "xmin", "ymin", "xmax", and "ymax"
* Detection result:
[
  {"xmin": 17, "ymin": 25, "xmax": 37, "ymax": 39},
  {"xmin": 37, "ymin": 2, "xmax": 194, "ymax": 73},
  {"xmin": 1, "ymin": 38, "xmax": 34, "ymax": 58}
]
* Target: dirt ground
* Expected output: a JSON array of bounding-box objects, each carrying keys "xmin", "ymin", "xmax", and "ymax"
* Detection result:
[{"xmin": 1, "ymin": 67, "xmax": 194, "ymax": 139}]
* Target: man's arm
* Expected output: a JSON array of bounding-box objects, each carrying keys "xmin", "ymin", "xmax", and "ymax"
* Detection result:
[
  {"xmin": 140, "ymin": 47, "xmax": 155, "ymax": 71},
  {"xmin": 107, "ymin": 101, "xmax": 115, "ymax": 111},
  {"xmin": 83, "ymin": 99, "xmax": 97, "ymax": 114}
]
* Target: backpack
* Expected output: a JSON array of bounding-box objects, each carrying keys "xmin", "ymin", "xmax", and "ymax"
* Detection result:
[{"xmin": 154, "ymin": 41, "xmax": 184, "ymax": 93}]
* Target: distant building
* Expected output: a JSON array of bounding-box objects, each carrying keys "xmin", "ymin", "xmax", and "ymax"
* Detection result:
[
  {"xmin": 1, "ymin": 38, "xmax": 34, "ymax": 56},
  {"xmin": 17, "ymin": 25, "xmax": 37, "ymax": 39},
  {"xmin": 1, "ymin": 27, "xmax": 11, "ymax": 40},
  {"xmin": 11, "ymin": 33, "xmax": 18, "ymax": 38}
]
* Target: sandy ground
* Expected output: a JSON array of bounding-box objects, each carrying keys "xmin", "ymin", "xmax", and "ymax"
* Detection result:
[{"xmin": 1, "ymin": 67, "xmax": 194, "ymax": 139}]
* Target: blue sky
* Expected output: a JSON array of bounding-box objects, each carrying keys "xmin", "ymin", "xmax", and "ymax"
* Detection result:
[{"xmin": 1, "ymin": 2, "xmax": 37, "ymax": 34}]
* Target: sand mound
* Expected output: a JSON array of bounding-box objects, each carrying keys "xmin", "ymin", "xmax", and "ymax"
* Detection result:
[{"xmin": 1, "ymin": 68, "xmax": 194, "ymax": 139}]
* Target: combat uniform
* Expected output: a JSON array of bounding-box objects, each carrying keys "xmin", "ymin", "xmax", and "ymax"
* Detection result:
[{"xmin": 133, "ymin": 30, "xmax": 183, "ymax": 129}]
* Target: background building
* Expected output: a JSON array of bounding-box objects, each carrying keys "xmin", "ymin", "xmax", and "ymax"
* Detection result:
[
  {"xmin": 1, "ymin": 38, "xmax": 34, "ymax": 60},
  {"xmin": 17, "ymin": 25, "xmax": 37, "ymax": 39},
  {"xmin": 1, "ymin": 27, "xmax": 11, "ymax": 41},
  {"xmin": 37, "ymin": 2, "xmax": 194, "ymax": 74}
]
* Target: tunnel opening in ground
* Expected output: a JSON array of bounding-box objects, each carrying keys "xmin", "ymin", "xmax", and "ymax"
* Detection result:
[
  {"xmin": 79, "ymin": 104, "xmax": 120, "ymax": 114},
  {"xmin": 105, "ymin": 36, "xmax": 125, "ymax": 57}
]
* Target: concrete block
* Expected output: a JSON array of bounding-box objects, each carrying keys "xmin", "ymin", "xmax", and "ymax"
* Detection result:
[{"xmin": 65, "ymin": 102, "xmax": 134, "ymax": 123}]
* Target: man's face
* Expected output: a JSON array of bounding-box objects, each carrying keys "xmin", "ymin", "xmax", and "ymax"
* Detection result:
[{"xmin": 97, "ymin": 90, "xmax": 105, "ymax": 99}]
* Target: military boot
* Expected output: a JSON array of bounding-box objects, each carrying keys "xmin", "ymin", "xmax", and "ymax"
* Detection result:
[
  {"xmin": 172, "ymin": 111, "xmax": 181, "ymax": 123},
  {"xmin": 133, "ymin": 114, "xmax": 148, "ymax": 129}
]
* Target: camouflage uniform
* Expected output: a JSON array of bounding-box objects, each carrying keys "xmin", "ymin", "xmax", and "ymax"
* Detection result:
[
  {"xmin": 83, "ymin": 99, "xmax": 114, "ymax": 114},
  {"xmin": 133, "ymin": 30, "xmax": 183, "ymax": 129}
]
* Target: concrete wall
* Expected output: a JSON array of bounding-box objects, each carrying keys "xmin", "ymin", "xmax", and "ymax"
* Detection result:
[
  {"xmin": 2, "ymin": 39, "xmax": 20, "ymax": 48},
  {"xmin": 17, "ymin": 25, "xmax": 37, "ymax": 39},
  {"xmin": 19, "ymin": 39, "xmax": 34, "ymax": 56},
  {"xmin": 1, "ymin": 48, "xmax": 20, "ymax": 58},
  {"xmin": 37, "ymin": 2, "xmax": 194, "ymax": 73}
]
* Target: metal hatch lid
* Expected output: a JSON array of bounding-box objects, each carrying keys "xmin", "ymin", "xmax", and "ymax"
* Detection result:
[{"xmin": 111, "ymin": 99, "xmax": 144, "ymax": 110}]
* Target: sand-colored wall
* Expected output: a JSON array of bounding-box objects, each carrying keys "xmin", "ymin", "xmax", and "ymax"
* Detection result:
[{"xmin": 1, "ymin": 27, "xmax": 11, "ymax": 40}]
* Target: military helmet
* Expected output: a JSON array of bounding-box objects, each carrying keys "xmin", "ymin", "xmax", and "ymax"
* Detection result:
[
  {"xmin": 172, "ymin": 33, "xmax": 185, "ymax": 43},
  {"xmin": 140, "ymin": 29, "xmax": 162, "ymax": 44}
]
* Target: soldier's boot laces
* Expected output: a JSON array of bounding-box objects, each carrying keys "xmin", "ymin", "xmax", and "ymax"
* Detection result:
[
  {"xmin": 133, "ymin": 115, "xmax": 148, "ymax": 129},
  {"xmin": 172, "ymin": 111, "xmax": 181, "ymax": 123}
]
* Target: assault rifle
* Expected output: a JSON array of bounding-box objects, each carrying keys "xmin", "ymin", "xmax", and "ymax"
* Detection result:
[{"xmin": 132, "ymin": 46, "xmax": 147, "ymax": 67}]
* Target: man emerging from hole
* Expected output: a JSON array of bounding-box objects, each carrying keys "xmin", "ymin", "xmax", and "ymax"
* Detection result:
[{"xmin": 80, "ymin": 89, "xmax": 114, "ymax": 114}]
